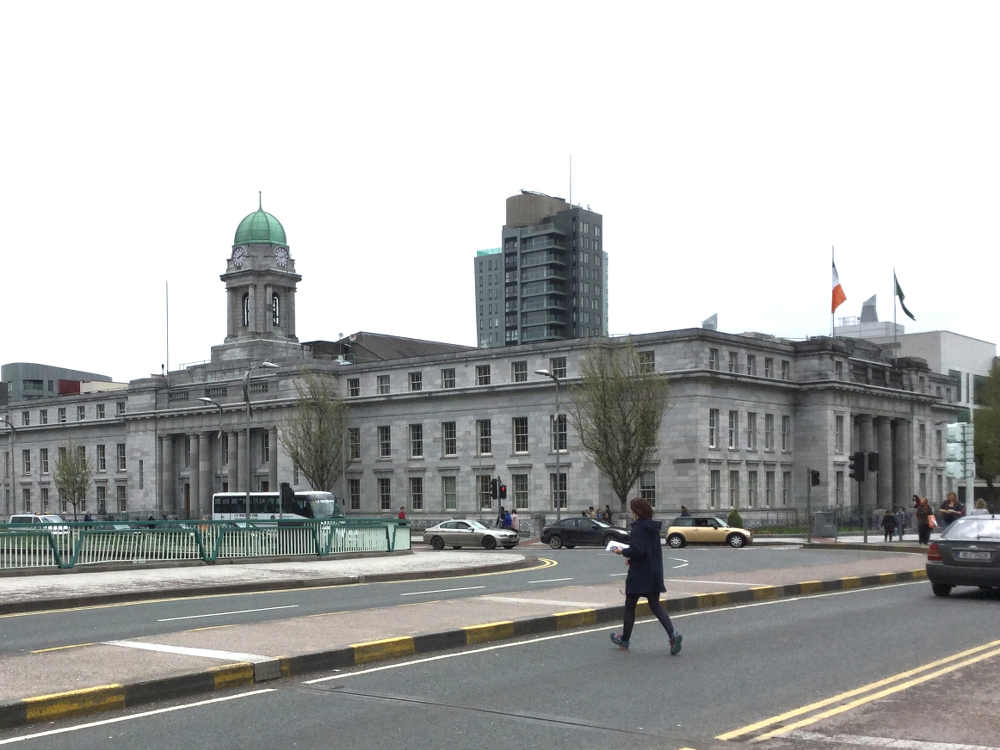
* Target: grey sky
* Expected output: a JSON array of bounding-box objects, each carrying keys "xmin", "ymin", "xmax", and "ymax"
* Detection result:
[{"xmin": 3, "ymin": 1, "xmax": 997, "ymax": 382}]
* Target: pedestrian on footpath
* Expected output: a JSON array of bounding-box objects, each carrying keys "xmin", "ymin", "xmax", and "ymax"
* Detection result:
[
  {"xmin": 610, "ymin": 497, "xmax": 682, "ymax": 655},
  {"xmin": 939, "ymin": 492, "xmax": 964, "ymax": 528},
  {"xmin": 680, "ymin": 505, "xmax": 691, "ymax": 517},
  {"xmin": 602, "ymin": 505, "xmax": 614, "ymax": 524},
  {"xmin": 510, "ymin": 508, "xmax": 520, "ymax": 534},
  {"xmin": 397, "ymin": 506, "xmax": 407, "ymax": 522},
  {"xmin": 895, "ymin": 506, "xmax": 906, "ymax": 541},
  {"xmin": 915, "ymin": 497, "xmax": 933, "ymax": 545},
  {"xmin": 881, "ymin": 509, "xmax": 896, "ymax": 543},
  {"xmin": 495, "ymin": 504, "xmax": 505, "ymax": 528}
]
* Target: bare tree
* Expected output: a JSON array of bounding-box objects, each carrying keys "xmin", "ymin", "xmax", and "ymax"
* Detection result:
[
  {"xmin": 53, "ymin": 442, "xmax": 93, "ymax": 520},
  {"xmin": 570, "ymin": 343, "xmax": 670, "ymax": 512},
  {"xmin": 279, "ymin": 372, "xmax": 348, "ymax": 492}
]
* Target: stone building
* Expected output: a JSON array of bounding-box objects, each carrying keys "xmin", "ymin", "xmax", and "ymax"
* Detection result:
[{"xmin": 2, "ymin": 205, "xmax": 964, "ymax": 523}]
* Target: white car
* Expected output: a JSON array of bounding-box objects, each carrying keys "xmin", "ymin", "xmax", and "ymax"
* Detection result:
[
  {"xmin": 423, "ymin": 519, "xmax": 519, "ymax": 550},
  {"xmin": 7, "ymin": 514, "xmax": 70, "ymax": 534}
]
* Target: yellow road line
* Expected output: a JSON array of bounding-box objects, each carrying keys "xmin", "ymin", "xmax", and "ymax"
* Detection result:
[
  {"xmin": 22, "ymin": 684, "xmax": 124, "ymax": 721},
  {"xmin": 30, "ymin": 642, "xmax": 95, "ymax": 654},
  {"xmin": 716, "ymin": 638, "xmax": 1000, "ymax": 741}
]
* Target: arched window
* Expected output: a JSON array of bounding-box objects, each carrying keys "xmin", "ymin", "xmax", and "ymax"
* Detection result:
[
  {"xmin": 242, "ymin": 293, "xmax": 250, "ymax": 327},
  {"xmin": 272, "ymin": 293, "xmax": 280, "ymax": 326}
]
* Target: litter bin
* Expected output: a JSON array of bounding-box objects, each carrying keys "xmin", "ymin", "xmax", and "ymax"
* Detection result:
[{"xmin": 812, "ymin": 511, "xmax": 837, "ymax": 538}]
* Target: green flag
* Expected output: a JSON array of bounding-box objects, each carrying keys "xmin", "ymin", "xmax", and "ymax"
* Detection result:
[{"xmin": 894, "ymin": 272, "xmax": 915, "ymax": 321}]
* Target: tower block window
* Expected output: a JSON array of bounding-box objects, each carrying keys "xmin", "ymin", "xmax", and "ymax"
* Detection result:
[
  {"xmin": 272, "ymin": 293, "xmax": 280, "ymax": 326},
  {"xmin": 242, "ymin": 293, "xmax": 250, "ymax": 327}
]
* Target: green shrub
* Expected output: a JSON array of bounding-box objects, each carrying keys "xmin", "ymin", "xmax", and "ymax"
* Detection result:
[{"xmin": 727, "ymin": 508, "xmax": 744, "ymax": 528}]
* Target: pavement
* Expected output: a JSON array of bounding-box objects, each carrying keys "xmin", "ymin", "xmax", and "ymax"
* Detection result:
[{"xmin": 0, "ymin": 541, "xmax": 931, "ymax": 730}]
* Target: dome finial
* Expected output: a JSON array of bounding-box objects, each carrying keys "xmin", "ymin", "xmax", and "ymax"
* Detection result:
[{"xmin": 258, "ymin": 190, "xmax": 262, "ymax": 211}]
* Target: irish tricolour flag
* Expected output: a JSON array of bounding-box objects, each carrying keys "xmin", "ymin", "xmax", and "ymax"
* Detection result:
[{"xmin": 831, "ymin": 260, "xmax": 846, "ymax": 313}]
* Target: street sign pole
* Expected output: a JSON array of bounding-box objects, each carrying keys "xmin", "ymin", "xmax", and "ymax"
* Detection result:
[{"xmin": 806, "ymin": 467, "xmax": 812, "ymax": 544}]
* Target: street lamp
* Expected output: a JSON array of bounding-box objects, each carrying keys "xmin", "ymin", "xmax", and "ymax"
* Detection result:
[
  {"xmin": 197, "ymin": 397, "xmax": 224, "ymax": 508},
  {"xmin": 535, "ymin": 369, "xmax": 563, "ymax": 521},
  {"xmin": 0, "ymin": 416, "xmax": 15, "ymax": 516},
  {"xmin": 243, "ymin": 362, "xmax": 278, "ymax": 519}
]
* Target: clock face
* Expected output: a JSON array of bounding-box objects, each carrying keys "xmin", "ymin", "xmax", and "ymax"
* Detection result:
[
  {"xmin": 273, "ymin": 247, "xmax": 289, "ymax": 268},
  {"xmin": 232, "ymin": 246, "xmax": 248, "ymax": 268}
]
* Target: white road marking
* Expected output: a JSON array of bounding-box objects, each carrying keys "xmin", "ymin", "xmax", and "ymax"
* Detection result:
[
  {"xmin": 609, "ymin": 572, "xmax": 628, "ymax": 577},
  {"xmin": 399, "ymin": 585, "xmax": 486, "ymax": 596},
  {"xmin": 156, "ymin": 604, "xmax": 299, "ymax": 622},
  {"xmin": 527, "ymin": 577, "xmax": 574, "ymax": 584},
  {"xmin": 304, "ymin": 581, "xmax": 924, "ymax": 684},
  {"xmin": 787, "ymin": 729, "xmax": 1000, "ymax": 750},
  {"xmin": 0, "ymin": 689, "xmax": 276, "ymax": 745},
  {"xmin": 666, "ymin": 578, "xmax": 770, "ymax": 587},
  {"xmin": 668, "ymin": 557, "xmax": 689, "ymax": 568},
  {"xmin": 480, "ymin": 596, "xmax": 605, "ymax": 608},
  {"xmin": 104, "ymin": 639, "xmax": 272, "ymax": 662}
]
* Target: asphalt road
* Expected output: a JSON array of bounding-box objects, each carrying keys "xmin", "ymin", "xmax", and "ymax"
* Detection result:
[
  {"xmin": 1, "ymin": 545, "xmax": 901, "ymax": 654},
  {"xmin": 2, "ymin": 577, "xmax": 997, "ymax": 749}
]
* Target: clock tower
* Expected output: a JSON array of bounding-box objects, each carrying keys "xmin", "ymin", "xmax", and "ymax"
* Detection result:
[{"xmin": 212, "ymin": 200, "xmax": 304, "ymax": 363}]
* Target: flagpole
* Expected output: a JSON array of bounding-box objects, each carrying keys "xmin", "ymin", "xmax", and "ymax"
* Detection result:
[
  {"xmin": 831, "ymin": 246, "xmax": 835, "ymax": 338},
  {"xmin": 892, "ymin": 268, "xmax": 897, "ymax": 349}
]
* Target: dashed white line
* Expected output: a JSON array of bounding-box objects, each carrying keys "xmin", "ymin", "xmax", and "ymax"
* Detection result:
[
  {"xmin": 527, "ymin": 577, "xmax": 574, "ymax": 584},
  {"xmin": 787, "ymin": 729, "xmax": 1000, "ymax": 750},
  {"xmin": 668, "ymin": 556, "xmax": 689, "ymax": 568},
  {"xmin": 157, "ymin": 604, "xmax": 299, "ymax": 622},
  {"xmin": 400, "ymin": 585, "xmax": 486, "ymax": 596}
]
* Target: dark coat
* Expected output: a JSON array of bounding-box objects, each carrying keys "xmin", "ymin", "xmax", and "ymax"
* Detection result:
[{"xmin": 622, "ymin": 519, "xmax": 665, "ymax": 595}]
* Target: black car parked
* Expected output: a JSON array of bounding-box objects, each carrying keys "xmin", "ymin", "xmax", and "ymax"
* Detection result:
[{"xmin": 540, "ymin": 517, "xmax": 629, "ymax": 549}]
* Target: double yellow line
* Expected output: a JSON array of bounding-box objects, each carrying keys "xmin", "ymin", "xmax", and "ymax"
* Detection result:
[{"xmin": 717, "ymin": 638, "xmax": 1000, "ymax": 742}]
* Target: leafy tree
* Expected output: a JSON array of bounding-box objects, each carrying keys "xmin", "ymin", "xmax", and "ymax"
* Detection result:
[
  {"xmin": 279, "ymin": 372, "xmax": 348, "ymax": 492},
  {"xmin": 570, "ymin": 343, "xmax": 670, "ymax": 512},
  {"xmin": 54, "ymin": 442, "xmax": 93, "ymax": 520},
  {"xmin": 973, "ymin": 360, "xmax": 1000, "ymax": 509}
]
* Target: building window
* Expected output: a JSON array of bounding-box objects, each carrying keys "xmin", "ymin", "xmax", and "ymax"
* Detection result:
[
  {"xmin": 378, "ymin": 425, "xmax": 391, "ymax": 458},
  {"xmin": 116, "ymin": 485, "xmax": 127, "ymax": 512},
  {"xmin": 728, "ymin": 411, "xmax": 739, "ymax": 450},
  {"xmin": 349, "ymin": 477, "xmax": 361, "ymax": 511},
  {"xmin": 834, "ymin": 360, "xmax": 843, "ymax": 380},
  {"xmin": 58, "ymin": 407, "xmax": 66, "ymax": 423},
  {"xmin": 409, "ymin": 372, "xmax": 422, "ymax": 392},
  {"xmin": 513, "ymin": 417, "xmax": 528, "ymax": 453},
  {"xmin": 765, "ymin": 471, "xmax": 775, "ymax": 506},
  {"xmin": 640, "ymin": 471, "xmax": 656, "ymax": 506},
  {"xmin": 936, "ymin": 474, "xmax": 943, "ymax": 504},
  {"xmin": 479, "ymin": 475, "xmax": 493, "ymax": 510},
  {"xmin": 919, "ymin": 423, "xmax": 927, "ymax": 457},
  {"xmin": 22, "ymin": 487, "xmax": 31, "ymax": 512},
  {"xmin": 40, "ymin": 409, "xmax": 48, "ymax": 425},
  {"xmin": 783, "ymin": 471, "xmax": 792, "ymax": 505},
  {"xmin": 477, "ymin": 419, "xmax": 492, "ymax": 455},
  {"xmin": 441, "ymin": 422, "xmax": 457, "ymax": 456},
  {"xmin": 77, "ymin": 445, "xmax": 86, "ymax": 464},
  {"xmin": 746, "ymin": 412, "xmax": 758, "ymax": 451},
  {"xmin": 441, "ymin": 368, "xmax": 456, "ymax": 389},
  {"xmin": 476, "ymin": 365, "xmax": 491, "ymax": 386},
  {"xmin": 764, "ymin": 414, "xmax": 774, "ymax": 451},
  {"xmin": 78, "ymin": 405, "xmax": 86, "ymax": 421},
  {"xmin": 97, "ymin": 445, "xmax": 107, "ymax": 472},
  {"xmin": 347, "ymin": 378, "xmax": 360, "ymax": 397},
  {"xmin": 512, "ymin": 473, "xmax": 528, "ymax": 510},
  {"xmin": 550, "ymin": 357, "xmax": 567, "ymax": 379},
  {"xmin": 550, "ymin": 472, "xmax": 567, "ymax": 509},
  {"xmin": 242, "ymin": 293, "xmax": 250, "ymax": 327},
  {"xmin": 728, "ymin": 351, "xmax": 738, "ymax": 373},
  {"xmin": 550, "ymin": 414, "xmax": 567, "ymax": 451},
  {"xmin": 139, "ymin": 460, "xmax": 144, "ymax": 489},
  {"xmin": 835, "ymin": 415, "xmax": 845, "ymax": 453},
  {"xmin": 117, "ymin": 401, "xmax": 126, "ymax": 416},
  {"xmin": 409, "ymin": 477, "xmax": 423, "ymax": 510},
  {"xmin": 835, "ymin": 471, "xmax": 844, "ymax": 505},
  {"xmin": 511, "ymin": 361, "xmax": 527, "ymax": 382},
  {"xmin": 409, "ymin": 424, "xmax": 423, "ymax": 458},
  {"xmin": 746, "ymin": 355, "xmax": 757, "ymax": 376},
  {"xmin": 41, "ymin": 487, "xmax": 49, "ymax": 512},
  {"xmin": 747, "ymin": 470, "xmax": 758, "ymax": 507},
  {"xmin": 272, "ymin": 293, "xmax": 280, "ymax": 326},
  {"xmin": 936, "ymin": 429, "xmax": 943, "ymax": 460},
  {"xmin": 637, "ymin": 351, "xmax": 655, "ymax": 374},
  {"xmin": 729, "ymin": 470, "xmax": 739, "ymax": 507},
  {"xmin": 117, "ymin": 443, "xmax": 126, "ymax": 472},
  {"xmin": 442, "ymin": 475, "xmax": 457, "ymax": 511},
  {"xmin": 97, "ymin": 404, "xmax": 106, "ymax": 419},
  {"xmin": 21, "ymin": 411, "xmax": 29, "ymax": 426},
  {"xmin": 377, "ymin": 375, "xmax": 390, "ymax": 395},
  {"xmin": 764, "ymin": 358, "xmax": 773, "ymax": 378},
  {"xmin": 40, "ymin": 448, "xmax": 49, "ymax": 474},
  {"xmin": 709, "ymin": 470, "xmax": 721, "ymax": 507},
  {"xmin": 709, "ymin": 409, "xmax": 719, "ymax": 448},
  {"xmin": 781, "ymin": 416, "xmax": 791, "ymax": 451},
  {"xmin": 348, "ymin": 428, "xmax": 360, "ymax": 460},
  {"xmin": 919, "ymin": 472, "xmax": 927, "ymax": 498},
  {"xmin": 709, "ymin": 348, "xmax": 720, "ymax": 371},
  {"xmin": 262, "ymin": 432, "xmax": 270, "ymax": 463},
  {"xmin": 781, "ymin": 360, "xmax": 790, "ymax": 380},
  {"xmin": 222, "ymin": 434, "xmax": 229, "ymax": 465},
  {"xmin": 96, "ymin": 485, "xmax": 107, "ymax": 515},
  {"xmin": 378, "ymin": 477, "xmax": 392, "ymax": 511}
]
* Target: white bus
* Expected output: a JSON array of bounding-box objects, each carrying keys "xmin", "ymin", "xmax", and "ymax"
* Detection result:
[{"xmin": 211, "ymin": 491, "xmax": 344, "ymax": 521}]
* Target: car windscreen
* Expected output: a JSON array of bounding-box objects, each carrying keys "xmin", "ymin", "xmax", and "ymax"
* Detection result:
[
  {"xmin": 591, "ymin": 520, "xmax": 610, "ymax": 528},
  {"xmin": 467, "ymin": 520, "xmax": 487, "ymax": 530},
  {"xmin": 942, "ymin": 517, "xmax": 1000, "ymax": 541}
]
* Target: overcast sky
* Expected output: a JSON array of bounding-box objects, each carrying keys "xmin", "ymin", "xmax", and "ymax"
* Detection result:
[{"xmin": 3, "ymin": 1, "xmax": 998, "ymax": 382}]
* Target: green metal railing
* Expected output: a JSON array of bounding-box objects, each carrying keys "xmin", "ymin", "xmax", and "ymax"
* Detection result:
[{"xmin": 0, "ymin": 519, "xmax": 411, "ymax": 570}]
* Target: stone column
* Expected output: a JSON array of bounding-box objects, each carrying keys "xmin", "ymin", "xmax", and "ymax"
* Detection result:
[
  {"xmin": 228, "ymin": 431, "xmax": 239, "ymax": 492},
  {"xmin": 893, "ymin": 419, "xmax": 913, "ymax": 509},
  {"xmin": 189, "ymin": 433, "xmax": 200, "ymax": 519},
  {"xmin": 238, "ymin": 429, "xmax": 249, "ymax": 493},
  {"xmin": 199, "ymin": 432, "xmax": 212, "ymax": 517},
  {"xmin": 877, "ymin": 417, "xmax": 893, "ymax": 510},
  {"xmin": 161, "ymin": 435, "xmax": 174, "ymax": 517},
  {"xmin": 269, "ymin": 426, "xmax": 279, "ymax": 491},
  {"xmin": 859, "ymin": 414, "xmax": 876, "ymax": 518}
]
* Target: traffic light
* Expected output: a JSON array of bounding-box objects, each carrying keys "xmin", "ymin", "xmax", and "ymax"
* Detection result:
[
  {"xmin": 810, "ymin": 470, "xmax": 820, "ymax": 487},
  {"xmin": 499, "ymin": 482, "xmax": 507, "ymax": 500},
  {"xmin": 867, "ymin": 451, "xmax": 879, "ymax": 473},
  {"xmin": 490, "ymin": 478, "xmax": 498, "ymax": 499},
  {"xmin": 848, "ymin": 451, "xmax": 866, "ymax": 482}
]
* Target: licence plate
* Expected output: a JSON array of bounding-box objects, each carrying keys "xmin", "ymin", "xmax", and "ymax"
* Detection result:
[{"xmin": 957, "ymin": 551, "xmax": 992, "ymax": 561}]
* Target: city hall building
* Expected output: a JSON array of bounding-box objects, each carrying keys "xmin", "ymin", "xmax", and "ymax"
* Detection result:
[{"xmin": 2, "ymin": 206, "xmax": 964, "ymax": 524}]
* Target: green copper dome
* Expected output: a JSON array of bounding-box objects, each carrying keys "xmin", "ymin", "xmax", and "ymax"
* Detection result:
[{"xmin": 234, "ymin": 208, "xmax": 287, "ymax": 246}]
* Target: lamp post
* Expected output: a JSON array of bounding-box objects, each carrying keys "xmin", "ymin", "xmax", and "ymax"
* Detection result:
[
  {"xmin": 0, "ymin": 416, "xmax": 15, "ymax": 516},
  {"xmin": 243, "ymin": 362, "xmax": 278, "ymax": 519},
  {"xmin": 197, "ymin": 397, "xmax": 224, "ymax": 508},
  {"xmin": 535, "ymin": 369, "xmax": 562, "ymax": 521}
]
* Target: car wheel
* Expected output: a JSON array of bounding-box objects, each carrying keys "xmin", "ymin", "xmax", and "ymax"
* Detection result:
[
  {"xmin": 566, "ymin": 545, "xmax": 576, "ymax": 549},
  {"xmin": 503, "ymin": 544, "xmax": 515, "ymax": 549},
  {"xmin": 482, "ymin": 536, "xmax": 497, "ymax": 550},
  {"xmin": 549, "ymin": 535, "xmax": 563, "ymax": 549},
  {"xmin": 727, "ymin": 533, "xmax": 746, "ymax": 548},
  {"xmin": 430, "ymin": 536, "xmax": 444, "ymax": 551},
  {"xmin": 667, "ymin": 534, "xmax": 685, "ymax": 548},
  {"xmin": 932, "ymin": 583, "xmax": 952, "ymax": 597},
  {"xmin": 452, "ymin": 546, "xmax": 462, "ymax": 549}
]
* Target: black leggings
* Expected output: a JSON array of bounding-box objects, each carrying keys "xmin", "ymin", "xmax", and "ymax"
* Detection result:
[
  {"xmin": 622, "ymin": 592, "xmax": 674, "ymax": 642},
  {"xmin": 918, "ymin": 523, "xmax": 931, "ymax": 545}
]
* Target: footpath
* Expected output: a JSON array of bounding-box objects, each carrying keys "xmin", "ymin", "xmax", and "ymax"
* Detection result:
[{"xmin": 0, "ymin": 542, "xmax": 929, "ymax": 731}]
